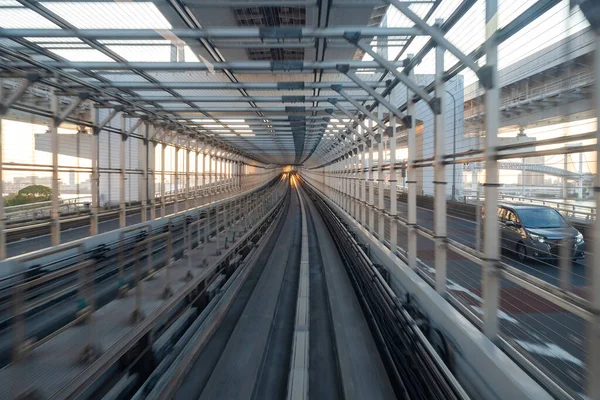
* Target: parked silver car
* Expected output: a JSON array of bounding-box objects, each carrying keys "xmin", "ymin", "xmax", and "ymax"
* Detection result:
[{"xmin": 484, "ymin": 204, "xmax": 585, "ymax": 263}]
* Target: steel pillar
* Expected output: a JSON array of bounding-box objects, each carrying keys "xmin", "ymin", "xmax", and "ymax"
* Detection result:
[
  {"xmin": 389, "ymin": 91, "xmax": 398, "ymax": 254},
  {"xmin": 0, "ymin": 107, "xmax": 4, "ymax": 260},
  {"xmin": 149, "ymin": 126, "xmax": 156, "ymax": 221},
  {"xmin": 195, "ymin": 143, "xmax": 200, "ymax": 207},
  {"xmin": 140, "ymin": 123, "xmax": 148, "ymax": 222},
  {"xmin": 434, "ymin": 38, "xmax": 447, "ymax": 296},
  {"xmin": 50, "ymin": 85, "xmax": 60, "ymax": 246},
  {"xmin": 161, "ymin": 141, "xmax": 167, "ymax": 218},
  {"xmin": 174, "ymin": 140, "xmax": 179, "ymax": 213},
  {"xmin": 377, "ymin": 105, "xmax": 385, "ymax": 242},
  {"xmin": 407, "ymin": 58, "xmax": 418, "ymax": 270},
  {"xmin": 360, "ymin": 142, "xmax": 367, "ymax": 227},
  {"xmin": 368, "ymin": 120, "xmax": 375, "ymax": 232},
  {"xmin": 185, "ymin": 143, "xmax": 191, "ymax": 210},
  {"xmin": 587, "ymin": 28, "xmax": 600, "ymax": 400},
  {"xmin": 90, "ymin": 107, "xmax": 100, "ymax": 235},
  {"xmin": 119, "ymin": 116, "xmax": 127, "ymax": 228},
  {"xmin": 482, "ymin": 0, "xmax": 501, "ymax": 340}
]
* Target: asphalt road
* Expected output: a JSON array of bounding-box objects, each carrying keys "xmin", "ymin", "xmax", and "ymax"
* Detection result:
[
  {"xmin": 359, "ymin": 193, "xmax": 589, "ymax": 397},
  {"xmin": 6, "ymin": 193, "xmax": 235, "ymax": 259}
]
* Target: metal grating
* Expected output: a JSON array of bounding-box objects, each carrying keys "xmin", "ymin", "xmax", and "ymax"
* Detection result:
[{"xmin": 233, "ymin": 6, "xmax": 306, "ymax": 61}]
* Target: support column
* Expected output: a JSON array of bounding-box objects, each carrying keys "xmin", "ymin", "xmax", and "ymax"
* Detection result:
[
  {"xmin": 353, "ymin": 147, "xmax": 359, "ymax": 219},
  {"xmin": 195, "ymin": 143, "xmax": 200, "ymax": 207},
  {"xmin": 90, "ymin": 106, "xmax": 100, "ymax": 236},
  {"xmin": 119, "ymin": 116, "xmax": 127, "ymax": 227},
  {"xmin": 389, "ymin": 93, "xmax": 398, "ymax": 254},
  {"xmin": 141, "ymin": 123, "xmax": 148, "ymax": 222},
  {"xmin": 434, "ymin": 36, "xmax": 447, "ymax": 295},
  {"xmin": 185, "ymin": 142, "xmax": 191, "ymax": 211},
  {"xmin": 174, "ymin": 140, "xmax": 179, "ymax": 213},
  {"xmin": 361, "ymin": 142, "xmax": 367, "ymax": 227},
  {"xmin": 150, "ymin": 126, "xmax": 157, "ymax": 221},
  {"xmin": 202, "ymin": 146, "xmax": 208, "ymax": 200},
  {"xmin": 368, "ymin": 123, "xmax": 375, "ymax": 232},
  {"xmin": 377, "ymin": 105, "xmax": 385, "ymax": 241},
  {"xmin": 587, "ymin": 26, "xmax": 600, "ymax": 400},
  {"xmin": 0, "ymin": 113, "xmax": 4, "ymax": 259},
  {"xmin": 407, "ymin": 59, "xmax": 418, "ymax": 270},
  {"xmin": 161, "ymin": 141, "xmax": 167, "ymax": 218},
  {"xmin": 50, "ymin": 86, "xmax": 60, "ymax": 246},
  {"xmin": 482, "ymin": 0, "xmax": 501, "ymax": 340}
]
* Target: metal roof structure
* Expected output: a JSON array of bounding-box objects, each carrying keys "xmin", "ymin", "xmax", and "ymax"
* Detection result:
[
  {"xmin": 0, "ymin": 0, "xmax": 588, "ymax": 169},
  {"xmin": 0, "ymin": 0, "xmax": 450, "ymax": 167}
]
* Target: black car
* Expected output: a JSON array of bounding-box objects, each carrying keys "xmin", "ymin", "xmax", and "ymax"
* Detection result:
[{"xmin": 485, "ymin": 204, "xmax": 585, "ymax": 263}]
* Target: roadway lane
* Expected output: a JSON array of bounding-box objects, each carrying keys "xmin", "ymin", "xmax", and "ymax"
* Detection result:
[
  {"xmin": 359, "ymin": 192, "xmax": 589, "ymax": 396},
  {"xmin": 6, "ymin": 191, "xmax": 239, "ymax": 258}
]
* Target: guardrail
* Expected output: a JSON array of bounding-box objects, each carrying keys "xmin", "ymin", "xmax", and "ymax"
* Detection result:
[
  {"xmin": 464, "ymin": 193, "xmax": 596, "ymax": 222},
  {"xmin": 301, "ymin": 171, "xmax": 590, "ymax": 400},
  {"xmin": 0, "ymin": 175, "xmax": 284, "ymax": 376}
]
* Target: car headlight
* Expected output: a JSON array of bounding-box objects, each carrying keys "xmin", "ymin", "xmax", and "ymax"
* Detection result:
[
  {"xmin": 576, "ymin": 233, "xmax": 583, "ymax": 244},
  {"xmin": 530, "ymin": 233, "xmax": 545, "ymax": 243}
]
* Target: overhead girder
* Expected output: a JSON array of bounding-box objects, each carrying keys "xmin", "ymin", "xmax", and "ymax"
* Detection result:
[
  {"xmin": 7, "ymin": 61, "xmax": 408, "ymax": 71},
  {"xmin": 63, "ymin": 82, "xmax": 390, "ymax": 90},
  {"xmin": 113, "ymin": 95, "xmax": 374, "ymax": 103},
  {"xmin": 0, "ymin": 27, "xmax": 422, "ymax": 39},
  {"xmin": 152, "ymin": 106, "xmax": 360, "ymax": 113}
]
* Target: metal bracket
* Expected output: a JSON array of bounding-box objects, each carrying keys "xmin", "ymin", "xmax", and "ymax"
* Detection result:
[
  {"xmin": 429, "ymin": 97, "xmax": 442, "ymax": 115},
  {"xmin": 282, "ymin": 95, "xmax": 305, "ymax": 103},
  {"xmin": 342, "ymin": 31, "xmax": 361, "ymax": 45},
  {"xmin": 271, "ymin": 60, "xmax": 304, "ymax": 71},
  {"xmin": 259, "ymin": 27, "xmax": 303, "ymax": 39},
  {"xmin": 336, "ymin": 64, "xmax": 350, "ymax": 74},
  {"xmin": 477, "ymin": 65, "xmax": 495, "ymax": 90},
  {"xmin": 285, "ymin": 106, "xmax": 306, "ymax": 113},
  {"xmin": 277, "ymin": 82, "xmax": 305, "ymax": 90}
]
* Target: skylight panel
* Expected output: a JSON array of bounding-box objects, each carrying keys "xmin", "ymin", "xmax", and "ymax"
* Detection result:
[
  {"xmin": 41, "ymin": 2, "xmax": 172, "ymax": 29},
  {"xmin": 50, "ymin": 48, "xmax": 115, "ymax": 62},
  {"xmin": 25, "ymin": 37, "xmax": 83, "ymax": 43},
  {"xmin": 0, "ymin": 8, "xmax": 59, "ymax": 28},
  {"xmin": 0, "ymin": 0, "xmax": 21, "ymax": 6},
  {"xmin": 106, "ymin": 45, "xmax": 172, "ymax": 62}
]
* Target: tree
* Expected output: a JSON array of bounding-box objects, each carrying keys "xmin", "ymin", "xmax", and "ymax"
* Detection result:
[{"xmin": 5, "ymin": 185, "xmax": 54, "ymax": 206}]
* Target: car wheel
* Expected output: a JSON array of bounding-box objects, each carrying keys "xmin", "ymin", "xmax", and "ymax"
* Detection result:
[{"xmin": 516, "ymin": 244, "xmax": 527, "ymax": 263}]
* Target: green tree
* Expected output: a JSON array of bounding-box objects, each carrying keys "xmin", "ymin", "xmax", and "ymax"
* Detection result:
[{"xmin": 6, "ymin": 185, "xmax": 54, "ymax": 206}]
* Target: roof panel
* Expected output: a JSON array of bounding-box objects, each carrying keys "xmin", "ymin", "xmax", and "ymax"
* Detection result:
[
  {"xmin": 41, "ymin": 2, "xmax": 172, "ymax": 29},
  {"xmin": 0, "ymin": 8, "xmax": 60, "ymax": 29}
]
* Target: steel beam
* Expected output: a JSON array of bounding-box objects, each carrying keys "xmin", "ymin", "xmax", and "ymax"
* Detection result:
[
  {"xmin": 8, "ymin": 60, "xmax": 407, "ymax": 71},
  {"xmin": 115, "ymin": 95, "xmax": 373, "ymax": 103},
  {"xmin": 386, "ymin": 0, "xmax": 480, "ymax": 75},
  {"xmin": 0, "ymin": 27, "xmax": 420, "ymax": 39},
  {"xmin": 331, "ymin": 86, "xmax": 383, "ymax": 125},
  {"xmin": 328, "ymin": 102, "xmax": 375, "ymax": 139},
  {"xmin": 339, "ymin": 66, "xmax": 407, "ymax": 123},
  {"xmin": 66, "ymin": 81, "xmax": 390, "ymax": 90},
  {"xmin": 346, "ymin": 34, "xmax": 435, "ymax": 108}
]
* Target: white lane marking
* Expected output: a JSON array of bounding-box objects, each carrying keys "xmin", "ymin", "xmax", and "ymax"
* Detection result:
[
  {"xmin": 514, "ymin": 340, "xmax": 584, "ymax": 368},
  {"xmin": 470, "ymin": 305, "xmax": 519, "ymax": 324}
]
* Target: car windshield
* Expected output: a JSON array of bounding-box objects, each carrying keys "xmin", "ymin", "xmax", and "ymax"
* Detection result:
[{"xmin": 516, "ymin": 208, "xmax": 568, "ymax": 229}]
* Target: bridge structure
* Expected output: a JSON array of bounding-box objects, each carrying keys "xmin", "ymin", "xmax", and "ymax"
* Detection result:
[{"xmin": 0, "ymin": 1, "xmax": 598, "ymax": 400}]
